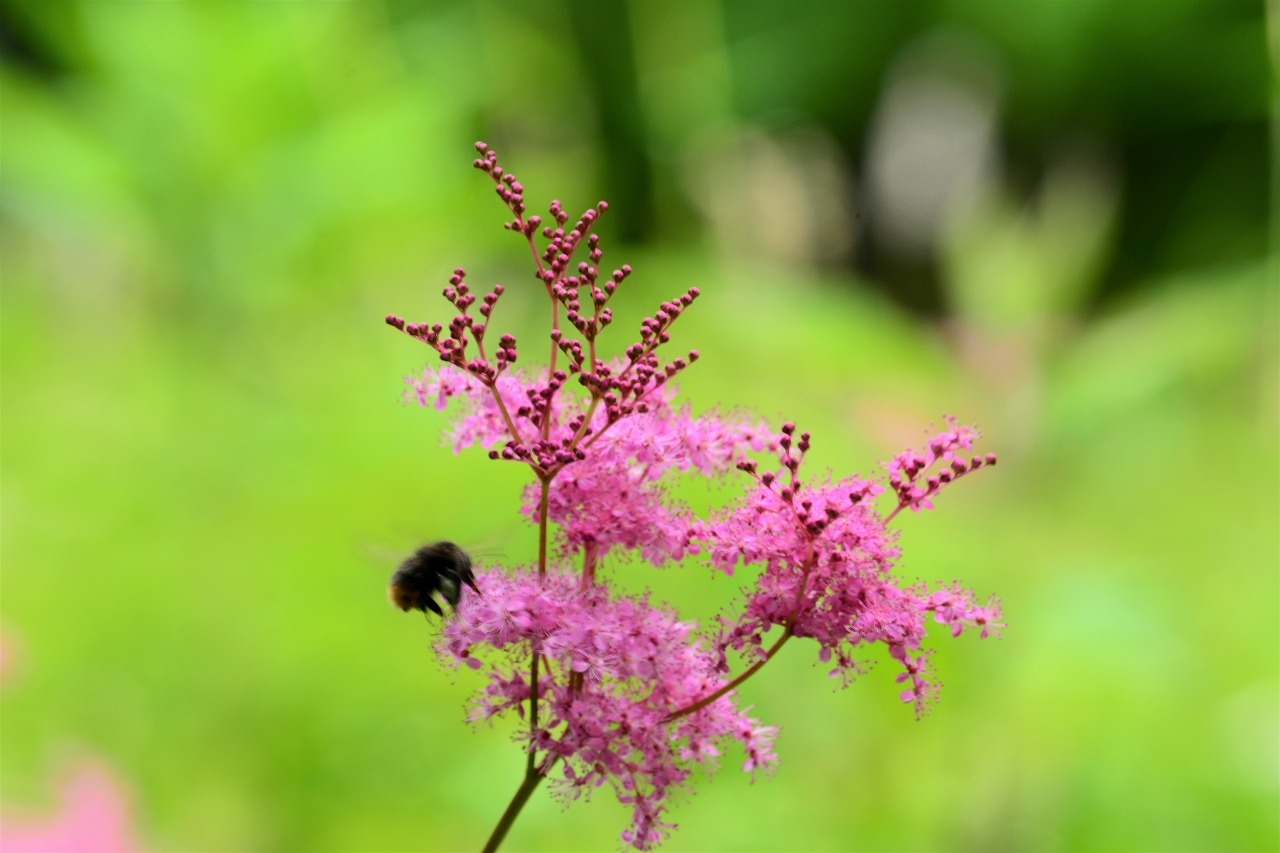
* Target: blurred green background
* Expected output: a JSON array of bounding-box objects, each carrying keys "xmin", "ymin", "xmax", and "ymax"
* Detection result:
[{"xmin": 2, "ymin": 1, "xmax": 1276, "ymax": 850}]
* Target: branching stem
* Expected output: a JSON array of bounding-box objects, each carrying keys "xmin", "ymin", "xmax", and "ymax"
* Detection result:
[
  {"xmin": 664, "ymin": 628, "xmax": 792, "ymax": 722},
  {"xmin": 664, "ymin": 536, "xmax": 817, "ymax": 722}
]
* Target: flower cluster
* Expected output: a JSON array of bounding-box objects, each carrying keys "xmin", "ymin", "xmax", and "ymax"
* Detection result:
[
  {"xmin": 527, "ymin": 387, "xmax": 773, "ymax": 566},
  {"xmin": 442, "ymin": 568, "xmax": 777, "ymax": 848},
  {"xmin": 385, "ymin": 143, "xmax": 1002, "ymax": 850},
  {"xmin": 702, "ymin": 420, "xmax": 1002, "ymax": 714},
  {"xmin": 886, "ymin": 418, "xmax": 998, "ymax": 518}
]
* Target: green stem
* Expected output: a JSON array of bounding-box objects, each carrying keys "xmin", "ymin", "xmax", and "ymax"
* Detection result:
[
  {"xmin": 527, "ymin": 654, "xmax": 540, "ymax": 771},
  {"xmin": 481, "ymin": 765, "xmax": 546, "ymax": 853}
]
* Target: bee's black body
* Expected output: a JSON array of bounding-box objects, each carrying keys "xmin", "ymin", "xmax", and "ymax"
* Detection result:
[{"xmin": 389, "ymin": 541, "xmax": 480, "ymax": 616}]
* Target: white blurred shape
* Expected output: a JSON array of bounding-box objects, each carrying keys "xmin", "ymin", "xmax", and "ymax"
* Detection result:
[
  {"xmin": 865, "ymin": 30, "xmax": 1003, "ymax": 258},
  {"xmin": 683, "ymin": 124, "xmax": 855, "ymax": 268}
]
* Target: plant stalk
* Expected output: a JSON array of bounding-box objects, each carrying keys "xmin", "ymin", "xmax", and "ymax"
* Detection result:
[{"xmin": 481, "ymin": 765, "xmax": 546, "ymax": 853}]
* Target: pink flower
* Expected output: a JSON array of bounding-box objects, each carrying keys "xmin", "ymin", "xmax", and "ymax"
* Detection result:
[
  {"xmin": 886, "ymin": 417, "xmax": 996, "ymax": 518},
  {"xmin": 0, "ymin": 763, "xmax": 143, "ymax": 853},
  {"xmin": 441, "ymin": 568, "xmax": 779, "ymax": 848},
  {"xmin": 522, "ymin": 395, "xmax": 772, "ymax": 566},
  {"xmin": 384, "ymin": 142, "xmax": 1003, "ymax": 849},
  {"xmin": 701, "ymin": 423, "xmax": 1001, "ymax": 718}
]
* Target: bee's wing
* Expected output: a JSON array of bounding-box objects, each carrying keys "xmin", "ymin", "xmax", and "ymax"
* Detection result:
[{"xmin": 439, "ymin": 575, "xmax": 460, "ymax": 608}]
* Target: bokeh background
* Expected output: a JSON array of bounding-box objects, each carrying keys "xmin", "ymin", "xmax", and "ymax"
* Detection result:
[{"xmin": 2, "ymin": 1, "xmax": 1276, "ymax": 851}]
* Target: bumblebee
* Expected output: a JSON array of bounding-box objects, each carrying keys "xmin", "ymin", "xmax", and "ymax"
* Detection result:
[{"xmin": 389, "ymin": 541, "xmax": 480, "ymax": 617}]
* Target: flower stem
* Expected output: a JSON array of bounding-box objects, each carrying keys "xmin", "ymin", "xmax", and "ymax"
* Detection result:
[
  {"xmin": 485, "ymin": 383, "xmax": 533, "ymax": 455},
  {"xmin": 536, "ymin": 476, "xmax": 550, "ymax": 576},
  {"xmin": 663, "ymin": 628, "xmax": 792, "ymax": 722},
  {"xmin": 527, "ymin": 653, "xmax": 540, "ymax": 769},
  {"xmin": 664, "ymin": 539, "xmax": 816, "ymax": 722},
  {"xmin": 481, "ymin": 764, "xmax": 546, "ymax": 853}
]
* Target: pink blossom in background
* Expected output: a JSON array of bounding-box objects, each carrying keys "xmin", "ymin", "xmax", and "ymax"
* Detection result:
[
  {"xmin": 0, "ymin": 763, "xmax": 143, "ymax": 853},
  {"xmin": 0, "ymin": 630, "xmax": 16, "ymax": 686}
]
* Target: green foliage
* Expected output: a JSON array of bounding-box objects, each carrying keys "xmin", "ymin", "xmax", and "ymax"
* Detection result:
[{"xmin": 2, "ymin": 1, "xmax": 1275, "ymax": 850}]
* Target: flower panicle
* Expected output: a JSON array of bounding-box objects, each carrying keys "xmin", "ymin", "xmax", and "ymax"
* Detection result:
[
  {"xmin": 389, "ymin": 142, "xmax": 703, "ymax": 481},
  {"xmin": 887, "ymin": 416, "xmax": 997, "ymax": 516},
  {"xmin": 706, "ymin": 419, "xmax": 1001, "ymax": 720},
  {"xmin": 383, "ymin": 145, "xmax": 1003, "ymax": 849},
  {"xmin": 442, "ymin": 567, "xmax": 778, "ymax": 849}
]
